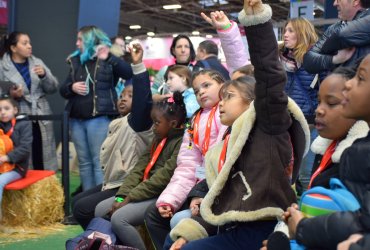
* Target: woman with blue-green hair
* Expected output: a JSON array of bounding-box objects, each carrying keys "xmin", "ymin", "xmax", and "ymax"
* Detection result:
[{"xmin": 60, "ymin": 25, "xmax": 133, "ymax": 191}]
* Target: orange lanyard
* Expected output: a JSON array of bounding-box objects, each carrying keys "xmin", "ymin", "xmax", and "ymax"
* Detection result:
[
  {"xmin": 143, "ymin": 138, "xmax": 167, "ymax": 181},
  {"xmin": 6, "ymin": 118, "xmax": 16, "ymax": 136},
  {"xmin": 308, "ymin": 141, "xmax": 337, "ymax": 189},
  {"xmin": 193, "ymin": 106, "xmax": 217, "ymax": 156},
  {"xmin": 217, "ymin": 134, "xmax": 230, "ymax": 173}
]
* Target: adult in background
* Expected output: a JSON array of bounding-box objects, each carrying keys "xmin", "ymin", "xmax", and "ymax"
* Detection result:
[
  {"xmin": 152, "ymin": 34, "xmax": 196, "ymax": 102},
  {"xmin": 303, "ymin": 0, "xmax": 370, "ymax": 74},
  {"xmin": 60, "ymin": 26, "xmax": 133, "ymax": 191},
  {"xmin": 193, "ymin": 40, "xmax": 230, "ymax": 80},
  {"xmin": 280, "ymin": 18, "xmax": 326, "ymax": 195},
  {"xmin": 0, "ymin": 31, "xmax": 59, "ymax": 171}
]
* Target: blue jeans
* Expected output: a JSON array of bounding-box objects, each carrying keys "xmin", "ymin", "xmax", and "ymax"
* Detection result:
[
  {"xmin": 164, "ymin": 221, "xmax": 276, "ymax": 250},
  {"xmin": 70, "ymin": 116, "xmax": 110, "ymax": 191},
  {"xmin": 298, "ymin": 127, "xmax": 318, "ymax": 195},
  {"xmin": 0, "ymin": 171, "xmax": 22, "ymax": 207},
  {"xmin": 170, "ymin": 209, "xmax": 192, "ymax": 228}
]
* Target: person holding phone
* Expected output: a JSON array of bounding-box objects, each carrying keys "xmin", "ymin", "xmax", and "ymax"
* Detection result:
[{"xmin": 0, "ymin": 31, "xmax": 59, "ymax": 171}]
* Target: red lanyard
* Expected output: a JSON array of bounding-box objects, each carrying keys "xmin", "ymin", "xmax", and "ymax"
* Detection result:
[
  {"xmin": 217, "ymin": 134, "xmax": 230, "ymax": 173},
  {"xmin": 193, "ymin": 106, "xmax": 217, "ymax": 156},
  {"xmin": 143, "ymin": 138, "xmax": 167, "ymax": 181},
  {"xmin": 6, "ymin": 118, "xmax": 16, "ymax": 136},
  {"xmin": 308, "ymin": 141, "xmax": 337, "ymax": 189}
]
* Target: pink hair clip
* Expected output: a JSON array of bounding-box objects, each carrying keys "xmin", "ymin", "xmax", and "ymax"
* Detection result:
[{"xmin": 167, "ymin": 96, "xmax": 174, "ymax": 103}]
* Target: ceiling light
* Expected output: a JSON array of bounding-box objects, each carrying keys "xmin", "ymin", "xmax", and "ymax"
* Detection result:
[
  {"xmin": 147, "ymin": 32, "xmax": 155, "ymax": 36},
  {"xmin": 129, "ymin": 25, "xmax": 141, "ymax": 30},
  {"xmin": 192, "ymin": 31, "xmax": 200, "ymax": 35},
  {"xmin": 163, "ymin": 4, "xmax": 182, "ymax": 10},
  {"xmin": 206, "ymin": 34, "xmax": 213, "ymax": 38},
  {"xmin": 172, "ymin": 34, "xmax": 178, "ymax": 37},
  {"xmin": 125, "ymin": 36, "xmax": 132, "ymax": 40}
]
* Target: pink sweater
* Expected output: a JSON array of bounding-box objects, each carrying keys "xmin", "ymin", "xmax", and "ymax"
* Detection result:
[{"xmin": 156, "ymin": 106, "xmax": 227, "ymax": 211}]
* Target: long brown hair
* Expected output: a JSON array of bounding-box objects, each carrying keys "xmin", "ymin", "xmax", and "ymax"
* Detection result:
[{"xmin": 283, "ymin": 18, "xmax": 318, "ymax": 63}]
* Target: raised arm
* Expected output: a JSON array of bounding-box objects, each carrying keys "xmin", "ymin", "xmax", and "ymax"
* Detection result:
[
  {"xmin": 239, "ymin": 0, "xmax": 291, "ymax": 134},
  {"xmin": 128, "ymin": 43, "xmax": 153, "ymax": 132},
  {"xmin": 201, "ymin": 11, "xmax": 249, "ymax": 76}
]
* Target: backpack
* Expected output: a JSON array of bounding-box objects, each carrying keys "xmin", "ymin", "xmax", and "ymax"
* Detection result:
[
  {"xmin": 66, "ymin": 217, "xmax": 137, "ymax": 250},
  {"xmin": 299, "ymin": 178, "xmax": 360, "ymax": 218}
]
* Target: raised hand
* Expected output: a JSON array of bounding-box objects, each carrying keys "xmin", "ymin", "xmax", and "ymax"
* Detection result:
[
  {"xmin": 201, "ymin": 11, "xmax": 231, "ymax": 30},
  {"xmin": 243, "ymin": 0, "xmax": 264, "ymax": 15},
  {"xmin": 130, "ymin": 43, "xmax": 144, "ymax": 65}
]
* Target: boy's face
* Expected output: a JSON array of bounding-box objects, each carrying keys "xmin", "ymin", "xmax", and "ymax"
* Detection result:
[
  {"xmin": 0, "ymin": 100, "xmax": 17, "ymax": 123},
  {"xmin": 117, "ymin": 85, "xmax": 133, "ymax": 116},
  {"xmin": 342, "ymin": 55, "xmax": 370, "ymax": 123}
]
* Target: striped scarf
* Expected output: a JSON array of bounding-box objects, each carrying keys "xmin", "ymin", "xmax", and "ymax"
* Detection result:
[{"xmin": 13, "ymin": 60, "xmax": 31, "ymax": 91}]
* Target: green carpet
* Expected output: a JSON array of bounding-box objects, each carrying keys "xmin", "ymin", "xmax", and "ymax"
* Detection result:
[{"xmin": 0, "ymin": 171, "xmax": 83, "ymax": 249}]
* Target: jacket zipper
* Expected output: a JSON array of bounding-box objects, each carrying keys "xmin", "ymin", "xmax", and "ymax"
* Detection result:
[{"xmin": 92, "ymin": 59, "xmax": 99, "ymax": 116}]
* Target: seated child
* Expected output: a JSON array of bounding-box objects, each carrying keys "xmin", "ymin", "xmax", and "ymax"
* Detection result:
[
  {"xmin": 93, "ymin": 91, "xmax": 187, "ymax": 250},
  {"xmin": 72, "ymin": 43, "xmax": 154, "ymax": 229},
  {"xmin": 0, "ymin": 95, "xmax": 32, "ymax": 220},
  {"xmin": 164, "ymin": 65, "xmax": 199, "ymax": 118}
]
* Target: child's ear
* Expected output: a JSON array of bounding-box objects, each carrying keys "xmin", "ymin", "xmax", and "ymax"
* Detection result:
[{"xmin": 169, "ymin": 119, "xmax": 178, "ymax": 128}]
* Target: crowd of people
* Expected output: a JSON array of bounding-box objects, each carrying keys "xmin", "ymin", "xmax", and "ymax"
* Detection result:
[{"xmin": 0, "ymin": 0, "xmax": 369, "ymax": 249}]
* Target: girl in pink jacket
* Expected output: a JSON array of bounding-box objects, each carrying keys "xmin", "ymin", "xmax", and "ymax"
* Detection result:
[{"xmin": 145, "ymin": 69, "xmax": 228, "ymax": 250}]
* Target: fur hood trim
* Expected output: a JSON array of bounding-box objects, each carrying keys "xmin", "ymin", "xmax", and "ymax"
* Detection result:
[
  {"xmin": 238, "ymin": 4, "xmax": 272, "ymax": 27},
  {"xmin": 201, "ymin": 97, "xmax": 310, "ymax": 225},
  {"xmin": 311, "ymin": 120, "xmax": 369, "ymax": 163}
]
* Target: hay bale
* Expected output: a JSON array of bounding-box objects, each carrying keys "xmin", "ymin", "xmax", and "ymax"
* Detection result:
[{"xmin": 1, "ymin": 174, "xmax": 64, "ymax": 230}]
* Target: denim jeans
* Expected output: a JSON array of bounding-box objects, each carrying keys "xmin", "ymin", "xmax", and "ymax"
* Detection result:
[
  {"xmin": 0, "ymin": 170, "xmax": 22, "ymax": 208},
  {"xmin": 297, "ymin": 127, "xmax": 318, "ymax": 195},
  {"xmin": 70, "ymin": 116, "xmax": 110, "ymax": 191},
  {"xmin": 170, "ymin": 209, "xmax": 192, "ymax": 228}
]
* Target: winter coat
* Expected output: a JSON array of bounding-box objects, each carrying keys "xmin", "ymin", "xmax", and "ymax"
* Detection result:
[
  {"xmin": 193, "ymin": 56, "xmax": 230, "ymax": 80},
  {"xmin": 182, "ymin": 88, "xmax": 199, "ymax": 118},
  {"xmin": 285, "ymin": 67, "xmax": 322, "ymax": 119},
  {"xmin": 170, "ymin": 6, "xmax": 310, "ymax": 242},
  {"xmin": 0, "ymin": 54, "xmax": 59, "ymax": 170},
  {"xmin": 156, "ymin": 106, "xmax": 227, "ymax": 212},
  {"xmin": 0, "ymin": 115, "xmax": 32, "ymax": 177},
  {"xmin": 321, "ymin": 13, "xmax": 370, "ymax": 55},
  {"xmin": 100, "ymin": 64, "xmax": 154, "ymax": 191},
  {"xmin": 60, "ymin": 54, "xmax": 133, "ymax": 119},
  {"xmin": 115, "ymin": 128, "xmax": 184, "ymax": 202},
  {"xmin": 217, "ymin": 21, "xmax": 250, "ymax": 77},
  {"xmin": 309, "ymin": 121, "xmax": 369, "ymax": 189},
  {"xmin": 296, "ymin": 129, "xmax": 370, "ymax": 250},
  {"xmin": 303, "ymin": 9, "xmax": 370, "ymax": 74}
]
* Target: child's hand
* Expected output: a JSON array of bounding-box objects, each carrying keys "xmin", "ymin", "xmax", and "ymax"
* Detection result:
[
  {"xmin": 170, "ymin": 237, "xmax": 187, "ymax": 250},
  {"xmin": 158, "ymin": 205, "xmax": 173, "ymax": 218},
  {"xmin": 285, "ymin": 204, "xmax": 303, "ymax": 239},
  {"xmin": 200, "ymin": 11, "xmax": 231, "ymax": 30},
  {"xmin": 0, "ymin": 155, "xmax": 9, "ymax": 165},
  {"xmin": 129, "ymin": 43, "xmax": 143, "ymax": 65},
  {"xmin": 189, "ymin": 197, "xmax": 203, "ymax": 216},
  {"xmin": 337, "ymin": 234, "xmax": 363, "ymax": 250},
  {"xmin": 243, "ymin": 0, "xmax": 264, "ymax": 15}
]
